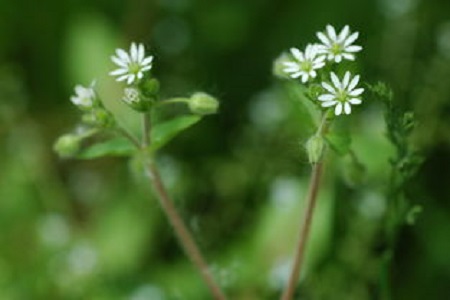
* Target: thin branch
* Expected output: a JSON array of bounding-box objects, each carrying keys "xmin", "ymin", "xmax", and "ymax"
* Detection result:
[
  {"xmin": 140, "ymin": 111, "xmax": 227, "ymax": 300},
  {"xmin": 146, "ymin": 163, "xmax": 227, "ymax": 300},
  {"xmin": 142, "ymin": 112, "xmax": 151, "ymax": 147},
  {"xmin": 280, "ymin": 162, "xmax": 324, "ymax": 300},
  {"xmin": 280, "ymin": 111, "xmax": 332, "ymax": 300}
]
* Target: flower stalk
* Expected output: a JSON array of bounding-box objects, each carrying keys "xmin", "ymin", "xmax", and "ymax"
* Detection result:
[
  {"xmin": 140, "ymin": 112, "xmax": 227, "ymax": 300},
  {"xmin": 280, "ymin": 112, "xmax": 331, "ymax": 300}
]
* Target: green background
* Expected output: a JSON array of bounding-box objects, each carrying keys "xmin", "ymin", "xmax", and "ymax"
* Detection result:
[{"xmin": 1, "ymin": 0, "xmax": 450, "ymax": 299}]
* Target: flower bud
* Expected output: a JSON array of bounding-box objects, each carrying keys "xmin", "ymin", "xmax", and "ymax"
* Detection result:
[
  {"xmin": 306, "ymin": 135, "xmax": 325, "ymax": 164},
  {"xmin": 188, "ymin": 92, "xmax": 219, "ymax": 115},
  {"xmin": 122, "ymin": 87, "xmax": 153, "ymax": 112},
  {"xmin": 53, "ymin": 134, "xmax": 80, "ymax": 158},
  {"xmin": 140, "ymin": 78, "xmax": 160, "ymax": 98},
  {"xmin": 82, "ymin": 108, "xmax": 115, "ymax": 128},
  {"xmin": 273, "ymin": 53, "xmax": 293, "ymax": 80}
]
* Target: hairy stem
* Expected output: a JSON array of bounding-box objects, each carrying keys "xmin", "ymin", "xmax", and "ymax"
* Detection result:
[
  {"xmin": 280, "ymin": 112, "xmax": 331, "ymax": 300},
  {"xmin": 146, "ymin": 163, "xmax": 227, "ymax": 300},
  {"xmin": 280, "ymin": 162, "xmax": 324, "ymax": 300},
  {"xmin": 141, "ymin": 112, "xmax": 227, "ymax": 300}
]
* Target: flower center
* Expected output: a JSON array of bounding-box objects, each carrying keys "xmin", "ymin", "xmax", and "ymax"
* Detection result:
[
  {"xmin": 300, "ymin": 60, "xmax": 313, "ymax": 72},
  {"xmin": 331, "ymin": 43, "xmax": 343, "ymax": 55},
  {"xmin": 128, "ymin": 62, "xmax": 141, "ymax": 75},
  {"xmin": 336, "ymin": 89, "xmax": 348, "ymax": 103}
]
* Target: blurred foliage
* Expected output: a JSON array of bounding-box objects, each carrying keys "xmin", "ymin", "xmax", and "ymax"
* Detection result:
[{"xmin": 1, "ymin": 0, "xmax": 450, "ymax": 299}]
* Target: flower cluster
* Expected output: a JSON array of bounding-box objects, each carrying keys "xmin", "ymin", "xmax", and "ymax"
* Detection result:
[{"xmin": 281, "ymin": 25, "xmax": 364, "ymax": 116}]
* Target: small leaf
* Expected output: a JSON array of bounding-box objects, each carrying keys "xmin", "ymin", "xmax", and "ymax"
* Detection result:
[
  {"xmin": 325, "ymin": 132, "xmax": 351, "ymax": 156},
  {"xmin": 151, "ymin": 115, "xmax": 202, "ymax": 151},
  {"xmin": 77, "ymin": 137, "xmax": 135, "ymax": 159}
]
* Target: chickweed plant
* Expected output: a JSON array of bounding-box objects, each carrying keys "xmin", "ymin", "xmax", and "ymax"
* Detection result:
[
  {"xmin": 54, "ymin": 42, "xmax": 226, "ymax": 300},
  {"xmin": 55, "ymin": 26, "xmax": 421, "ymax": 299}
]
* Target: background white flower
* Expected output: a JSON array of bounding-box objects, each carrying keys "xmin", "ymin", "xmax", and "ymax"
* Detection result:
[
  {"xmin": 110, "ymin": 42, "xmax": 153, "ymax": 85},
  {"xmin": 318, "ymin": 71, "xmax": 364, "ymax": 116},
  {"xmin": 316, "ymin": 25, "xmax": 362, "ymax": 63},
  {"xmin": 283, "ymin": 44, "xmax": 326, "ymax": 83},
  {"xmin": 70, "ymin": 82, "xmax": 96, "ymax": 108}
]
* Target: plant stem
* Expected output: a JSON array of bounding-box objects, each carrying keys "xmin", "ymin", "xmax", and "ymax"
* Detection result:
[
  {"xmin": 280, "ymin": 162, "xmax": 324, "ymax": 300},
  {"xmin": 142, "ymin": 112, "xmax": 151, "ymax": 147},
  {"xmin": 146, "ymin": 162, "xmax": 227, "ymax": 300},
  {"xmin": 280, "ymin": 112, "xmax": 331, "ymax": 300},
  {"xmin": 140, "ymin": 111, "xmax": 227, "ymax": 300}
]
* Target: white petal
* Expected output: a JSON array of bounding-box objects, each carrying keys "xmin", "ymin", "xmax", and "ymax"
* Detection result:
[
  {"xmin": 335, "ymin": 55, "xmax": 342, "ymax": 63},
  {"xmin": 322, "ymin": 82, "xmax": 336, "ymax": 93},
  {"xmin": 342, "ymin": 71, "xmax": 351, "ymax": 88},
  {"xmin": 137, "ymin": 71, "xmax": 144, "ymax": 79},
  {"xmin": 342, "ymin": 53, "xmax": 355, "ymax": 61},
  {"xmin": 344, "ymin": 32, "xmax": 359, "ymax": 47},
  {"xmin": 313, "ymin": 61, "xmax": 326, "ymax": 69},
  {"xmin": 317, "ymin": 32, "xmax": 331, "ymax": 46},
  {"xmin": 310, "ymin": 70, "xmax": 317, "ymax": 78},
  {"xmin": 335, "ymin": 103, "xmax": 343, "ymax": 115},
  {"xmin": 117, "ymin": 75, "xmax": 129, "ymax": 82},
  {"xmin": 127, "ymin": 74, "xmax": 135, "ymax": 84},
  {"xmin": 301, "ymin": 74, "xmax": 308, "ymax": 83},
  {"xmin": 142, "ymin": 56, "xmax": 153, "ymax": 66},
  {"xmin": 318, "ymin": 94, "xmax": 335, "ymax": 101},
  {"xmin": 349, "ymin": 88, "xmax": 364, "ymax": 97},
  {"xmin": 116, "ymin": 49, "xmax": 130, "ymax": 62},
  {"xmin": 138, "ymin": 44, "xmax": 145, "ymax": 62},
  {"xmin": 348, "ymin": 75, "xmax": 360, "ymax": 90},
  {"xmin": 141, "ymin": 65, "xmax": 152, "ymax": 72},
  {"xmin": 344, "ymin": 102, "xmax": 351, "ymax": 114},
  {"xmin": 330, "ymin": 72, "xmax": 341, "ymax": 89},
  {"xmin": 111, "ymin": 56, "xmax": 128, "ymax": 67},
  {"xmin": 110, "ymin": 68, "xmax": 128, "ymax": 76},
  {"xmin": 338, "ymin": 25, "xmax": 350, "ymax": 42},
  {"xmin": 290, "ymin": 72, "xmax": 302, "ymax": 78},
  {"xmin": 346, "ymin": 45, "xmax": 363, "ymax": 53},
  {"xmin": 290, "ymin": 48, "xmax": 304, "ymax": 61},
  {"xmin": 130, "ymin": 42, "xmax": 138, "ymax": 61},
  {"xmin": 322, "ymin": 101, "xmax": 337, "ymax": 107},
  {"xmin": 349, "ymin": 98, "xmax": 362, "ymax": 105},
  {"xmin": 326, "ymin": 25, "xmax": 337, "ymax": 41}
]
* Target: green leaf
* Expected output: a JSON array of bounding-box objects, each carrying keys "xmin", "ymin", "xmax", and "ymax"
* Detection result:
[
  {"xmin": 151, "ymin": 115, "xmax": 202, "ymax": 151},
  {"xmin": 325, "ymin": 132, "xmax": 351, "ymax": 156},
  {"xmin": 77, "ymin": 137, "xmax": 135, "ymax": 159}
]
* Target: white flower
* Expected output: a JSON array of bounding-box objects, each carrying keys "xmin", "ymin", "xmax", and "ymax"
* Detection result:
[
  {"xmin": 110, "ymin": 42, "xmax": 153, "ymax": 85},
  {"xmin": 316, "ymin": 25, "xmax": 362, "ymax": 63},
  {"xmin": 318, "ymin": 71, "xmax": 364, "ymax": 116},
  {"xmin": 70, "ymin": 82, "xmax": 96, "ymax": 108},
  {"xmin": 283, "ymin": 44, "xmax": 326, "ymax": 83}
]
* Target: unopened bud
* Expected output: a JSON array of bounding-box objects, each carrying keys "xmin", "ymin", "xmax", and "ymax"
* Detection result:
[
  {"xmin": 82, "ymin": 108, "xmax": 115, "ymax": 128},
  {"xmin": 140, "ymin": 78, "xmax": 160, "ymax": 98},
  {"xmin": 306, "ymin": 135, "xmax": 325, "ymax": 164},
  {"xmin": 188, "ymin": 92, "xmax": 219, "ymax": 115},
  {"xmin": 273, "ymin": 53, "xmax": 293, "ymax": 80},
  {"xmin": 53, "ymin": 134, "xmax": 80, "ymax": 158}
]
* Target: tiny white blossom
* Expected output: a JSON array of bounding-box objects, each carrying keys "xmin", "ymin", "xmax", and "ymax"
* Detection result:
[
  {"xmin": 110, "ymin": 42, "xmax": 153, "ymax": 85},
  {"xmin": 283, "ymin": 44, "xmax": 326, "ymax": 83},
  {"xmin": 70, "ymin": 82, "xmax": 96, "ymax": 108},
  {"xmin": 318, "ymin": 71, "xmax": 364, "ymax": 116},
  {"xmin": 316, "ymin": 25, "xmax": 362, "ymax": 63}
]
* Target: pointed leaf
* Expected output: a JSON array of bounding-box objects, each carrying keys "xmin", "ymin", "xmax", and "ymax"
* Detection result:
[
  {"xmin": 151, "ymin": 115, "xmax": 202, "ymax": 151},
  {"xmin": 325, "ymin": 131, "xmax": 351, "ymax": 156},
  {"xmin": 77, "ymin": 137, "xmax": 135, "ymax": 159}
]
